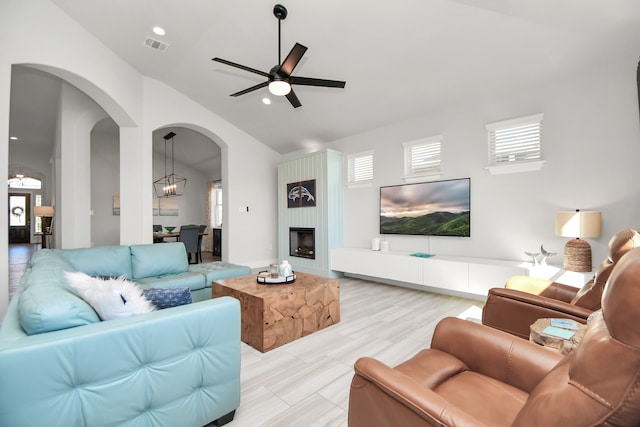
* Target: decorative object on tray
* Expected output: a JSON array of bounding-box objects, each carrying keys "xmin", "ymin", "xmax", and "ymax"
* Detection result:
[
  {"xmin": 257, "ymin": 271, "xmax": 296, "ymax": 284},
  {"xmin": 279, "ymin": 260, "xmax": 292, "ymax": 276}
]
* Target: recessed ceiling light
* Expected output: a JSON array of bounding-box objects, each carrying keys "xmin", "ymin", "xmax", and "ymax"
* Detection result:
[
  {"xmin": 262, "ymin": 98, "xmax": 271, "ymax": 105},
  {"xmin": 9, "ymin": 136, "xmax": 18, "ymax": 141},
  {"xmin": 152, "ymin": 26, "xmax": 165, "ymax": 36}
]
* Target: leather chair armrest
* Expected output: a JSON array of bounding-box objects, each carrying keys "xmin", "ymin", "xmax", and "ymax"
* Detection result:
[
  {"xmin": 482, "ymin": 287, "xmax": 593, "ymax": 339},
  {"xmin": 505, "ymin": 275, "xmax": 578, "ymax": 303},
  {"xmin": 350, "ymin": 357, "xmax": 484, "ymax": 427},
  {"xmin": 430, "ymin": 317, "xmax": 563, "ymax": 392}
]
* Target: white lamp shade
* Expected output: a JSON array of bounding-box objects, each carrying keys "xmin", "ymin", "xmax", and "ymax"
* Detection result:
[
  {"xmin": 34, "ymin": 206, "xmax": 55, "ymax": 217},
  {"xmin": 268, "ymin": 80, "xmax": 291, "ymax": 96},
  {"xmin": 555, "ymin": 210, "xmax": 601, "ymax": 238}
]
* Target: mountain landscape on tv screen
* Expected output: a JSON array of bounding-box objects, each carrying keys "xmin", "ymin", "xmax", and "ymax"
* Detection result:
[{"xmin": 380, "ymin": 211, "xmax": 470, "ymax": 237}]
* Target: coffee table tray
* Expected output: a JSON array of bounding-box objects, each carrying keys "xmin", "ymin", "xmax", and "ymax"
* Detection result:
[{"xmin": 256, "ymin": 272, "xmax": 296, "ymax": 284}]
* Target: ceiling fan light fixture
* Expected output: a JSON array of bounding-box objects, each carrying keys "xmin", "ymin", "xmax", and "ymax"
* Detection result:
[{"xmin": 268, "ymin": 80, "xmax": 291, "ymax": 96}]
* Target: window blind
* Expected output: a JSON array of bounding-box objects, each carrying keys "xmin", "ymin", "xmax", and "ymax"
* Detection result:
[
  {"xmin": 348, "ymin": 151, "xmax": 373, "ymax": 183},
  {"xmin": 404, "ymin": 138, "xmax": 441, "ymax": 176},
  {"xmin": 487, "ymin": 114, "xmax": 543, "ymax": 166}
]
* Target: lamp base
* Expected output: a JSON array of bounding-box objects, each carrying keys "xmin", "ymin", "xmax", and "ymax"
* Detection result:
[{"xmin": 563, "ymin": 238, "xmax": 592, "ymax": 272}]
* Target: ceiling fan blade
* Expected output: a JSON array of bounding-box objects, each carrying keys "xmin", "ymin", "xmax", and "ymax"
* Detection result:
[
  {"xmin": 230, "ymin": 81, "xmax": 269, "ymax": 97},
  {"xmin": 212, "ymin": 57, "xmax": 270, "ymax": 78},
  {"xmin": 286, "ymin": 89, "xmax": 302, "ymax": 108},
  {"xmin": 290, "ymin": 76, "xmax": 346, "ymax": 88},
  {"xmin": 279, "ymin": 43, "xmax": 308, "ymax": 77}
]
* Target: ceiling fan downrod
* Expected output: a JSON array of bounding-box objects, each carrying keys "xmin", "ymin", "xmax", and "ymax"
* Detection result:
[{"xmin": 274, "ymin": 4, "xmax": 288, "ymax": 65}]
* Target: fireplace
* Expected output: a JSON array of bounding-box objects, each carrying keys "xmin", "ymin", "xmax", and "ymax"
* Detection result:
[{"xmin": 290, "ymin": 227, "xmax": 315, "ymax": 259}]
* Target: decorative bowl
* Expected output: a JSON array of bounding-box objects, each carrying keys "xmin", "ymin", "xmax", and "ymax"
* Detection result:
[{"xmin": 164, "ymin": 226, "xmax": 176, "ymax": 233}]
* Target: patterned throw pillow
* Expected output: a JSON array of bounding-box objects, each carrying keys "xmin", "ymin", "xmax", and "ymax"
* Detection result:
[{"xmin": 141, "ymin": 288, "xmax": 192, "ymax": 310}]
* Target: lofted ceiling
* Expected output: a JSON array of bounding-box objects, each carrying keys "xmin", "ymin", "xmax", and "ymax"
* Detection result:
[{"xmin": 11, "ymin": 0, "xmax": 640, "ymax": 157}]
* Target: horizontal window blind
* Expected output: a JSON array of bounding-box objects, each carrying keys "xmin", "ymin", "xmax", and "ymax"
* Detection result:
[
  {"xmin": 348, "ymin": 151, "xmax": 373, "ymax": 183},
  {"xmin": 487, "ymin": 114, "xmax": 543, "ymax": 166},
  {"xmin": 404, "ymin": 138, "xmax": 441, "ymax": 176}
]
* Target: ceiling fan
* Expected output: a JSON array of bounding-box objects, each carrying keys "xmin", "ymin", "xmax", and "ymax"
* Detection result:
[{"xmin": 212, "ymin": 4, "xmax": 346, "ymax": 108}]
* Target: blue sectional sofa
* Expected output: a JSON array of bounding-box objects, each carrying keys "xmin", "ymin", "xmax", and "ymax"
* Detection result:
[{"xmin": 0, "ymin": 243, "xmax": 252, "ymax": 427}]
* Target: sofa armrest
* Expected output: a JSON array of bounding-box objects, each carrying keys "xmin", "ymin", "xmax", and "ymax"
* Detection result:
[
  {"xmin": 350, "ymin": 357, "xmax": 484, "ymax": 427},
  {"xmin": 482, "ymin": 287, "xmax": 593, "ymax": 339},
  {"xmin": 430, "ymin": 317, "xmax": 563, "ymax": 392},
  {"xmin": 505, "ymin": 275, "xmax": 579, "ymax": 303},
  {"xmin": 0, "ymin": 297, "xmax": 241, "ymax": 427}
]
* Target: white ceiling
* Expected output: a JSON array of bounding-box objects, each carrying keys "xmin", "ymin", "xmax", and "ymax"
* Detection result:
[{"xmin": 11, "ymin": 0, "xmax": 640, "ymax": 157}]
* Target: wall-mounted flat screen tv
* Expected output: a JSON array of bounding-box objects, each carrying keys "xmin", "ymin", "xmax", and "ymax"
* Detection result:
[{"xmin": 380, "ymin": 178, "xmax": 470, "ymax": 237}]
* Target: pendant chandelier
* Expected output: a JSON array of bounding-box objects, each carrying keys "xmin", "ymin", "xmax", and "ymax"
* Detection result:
[{"xmin": 153, "ymin": 131, "xmax": 187, "ymax": 198}]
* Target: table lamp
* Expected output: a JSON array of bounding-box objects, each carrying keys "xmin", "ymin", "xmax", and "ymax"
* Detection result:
[
  {"xmin": 555, "ymin": 209, "xmax": 601, "ymax": 272},
  {"xmin": 34, "ymin": 205, "xmax": 55, "ymax": 233}
]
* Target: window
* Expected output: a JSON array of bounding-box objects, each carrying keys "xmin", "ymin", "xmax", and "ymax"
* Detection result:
[
  {"xmin": 35, "ymin": 195, "xmax": 43, "ymax": 233},
  {"xmin": 486, "ymin": 113, "xmax": 544, "ymax": 174},
  {"xmin": 8, "ymin": 175, "xmax": 41, "ymax": 189},
  {"xmin": 403, "ymin": 136, "xmax": 442, "ymax": 179},
  {"xmin": 211, "ymin": 181, "xmax": 223, "ymax": 228},
  {"xmin": 347, "ymin": 150, "xmax": 373, "ymax": 187}
]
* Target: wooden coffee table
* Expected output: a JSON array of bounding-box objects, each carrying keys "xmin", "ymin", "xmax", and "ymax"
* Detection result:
[{"xmin": 212, "ymin": 272, "xmax": 340, "ymax": 352}]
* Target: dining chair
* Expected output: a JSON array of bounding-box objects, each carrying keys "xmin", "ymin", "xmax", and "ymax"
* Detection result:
[
  {"xmin": 178, "ymin": 225, "xmax": 200, "ymax": 264},
  {"xmin": 197, "ymin": 224, "xmax": 207, "ymax": 263},
  {"xmin": 153, "ymin": 224, "xmax": 163, "ymax": 243}
]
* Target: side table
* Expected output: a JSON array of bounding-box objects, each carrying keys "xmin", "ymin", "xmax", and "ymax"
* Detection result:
[
  {"xmin": 530, "ymin": 318, "xmax": 587, "ymax": 355},
  {"xmin": 34, "ymin": 232, "xmax": 52, "ymax": 249}
]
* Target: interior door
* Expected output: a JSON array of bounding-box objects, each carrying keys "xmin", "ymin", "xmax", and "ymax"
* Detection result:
[{"xmin": 8, "ymin": 193, "xmax": 31, "ymax": 244}]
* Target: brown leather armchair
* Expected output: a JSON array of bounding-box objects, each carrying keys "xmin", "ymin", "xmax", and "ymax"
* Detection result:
[
  {"xmin": 482, "ymin": 228, "xmax": 640, "ymax": 339},
  {"xmin": 348, "ymin": 247, "xmax": 640, "ymax": 426}
]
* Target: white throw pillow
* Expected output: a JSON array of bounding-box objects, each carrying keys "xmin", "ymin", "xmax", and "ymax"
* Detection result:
[{"xmin": 65, "ymin": 271, "xmax": 155, "ymax": 321}]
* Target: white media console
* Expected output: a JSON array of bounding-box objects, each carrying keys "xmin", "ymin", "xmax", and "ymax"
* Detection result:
[{"xmin": 330, "ymin": 248, "xmax": 591, "ymax": 298}]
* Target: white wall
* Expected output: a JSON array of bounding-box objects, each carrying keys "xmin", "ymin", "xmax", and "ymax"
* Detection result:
[
  {"xmin": 327, "ymin": 56, "xmax": 640, "ymax": 267},
  {"xmin": 58, "ymin": 82, "xmax": 108, "ymax": 248},
  {"xmin": 0, "ymin": 0, "xmax": 280, "ymax": 319},
  {"xmin": 90, "ymin": 121, "xmax": 120, "ymax": 247},
  {"xmin": 141, "ymin": 78, "xmax": 280, "ymax": 268}
]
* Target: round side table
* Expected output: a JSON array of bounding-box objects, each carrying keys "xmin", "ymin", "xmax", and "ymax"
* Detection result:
[{"xmin": 529, "ymin": 318, "xmax": 587, "ymax": 355}]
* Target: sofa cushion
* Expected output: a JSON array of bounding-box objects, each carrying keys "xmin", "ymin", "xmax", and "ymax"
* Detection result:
[
  {"xmin": 142, "ymin": 288, "xmax": 192, "ymax": 309},
  {"xmin": 135, "ymin": 271, "xmax": 206, "ymax": 292},
  {"xmin": 130, "ymin": 243, "xmax": 189, "ymax": 279},
  {"xmin": 189, "ymin": 262, "xmax": 252, "ymax": 288},
  {"xmin": 18, "ymin": 254, "xmax": 100, "ymax": 335},
  {"xmin": 19, "ymin": 285, "xmax": 100, "ymax": 335},
  {"xmin": 65, "ymin": 272, "xmax": 155, "ymax": 321},
  {"xmin": 56, "ymin": 246, "xmax": 133, "ymax": 279}
]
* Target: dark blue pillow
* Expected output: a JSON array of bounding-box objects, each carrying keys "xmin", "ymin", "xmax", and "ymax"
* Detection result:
[{"xmin": 142, "ymin": 288, "xmax": 192, "ymax": 310}]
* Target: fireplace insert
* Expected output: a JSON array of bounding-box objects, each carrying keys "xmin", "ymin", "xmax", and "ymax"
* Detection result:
[{"xmin": 289, "ymin": 227, "xmax": 315, "ymax": 259}]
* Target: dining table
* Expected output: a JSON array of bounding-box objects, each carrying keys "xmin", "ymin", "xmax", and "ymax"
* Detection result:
[
  {"xmin": 153, "ymin": 232, "xmax": 208, "ymax": 241},
  {"xmin": 153, "ymin": 232, "xmax": 180, "ymax": 241}
]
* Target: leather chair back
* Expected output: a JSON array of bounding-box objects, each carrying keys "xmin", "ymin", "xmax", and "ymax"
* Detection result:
[
  {"xmin": 570, "ymin": 228, "xmax": 640, "ymax": 310},
  {"xmin": 514, "ymin": 247, "xmax": 640, "ymax": 426}
]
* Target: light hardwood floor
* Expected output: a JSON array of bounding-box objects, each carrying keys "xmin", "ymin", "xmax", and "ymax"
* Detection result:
[
  {"xmin": 8, "ymin": 246, "xmax": 483, "ymax": 427},
  {"xmin": 226, "ymin": 276, "xmax": 483, "ymax": 427}
]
